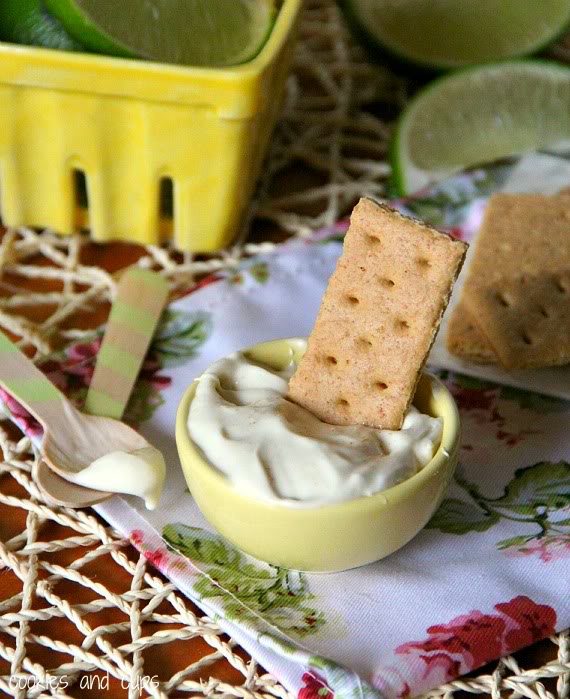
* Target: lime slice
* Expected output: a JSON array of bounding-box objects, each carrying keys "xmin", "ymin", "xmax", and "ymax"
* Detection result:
[
  {"xmin": 339, "ymin": 0, "xmax": 570, "ymax": 71},
  {"xmin": 392, "ymin": 61, "xmax": 570, "ymax": 195},
  {"xmin": 43, "ymin": 0, "xmax": 275, "ymax": 66},
  {"xmin": 0, "ymin": 0, "xmax": 84, "ymax": 51}
]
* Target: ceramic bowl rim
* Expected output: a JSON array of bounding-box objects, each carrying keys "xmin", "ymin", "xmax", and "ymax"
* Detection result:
[{"xmin": 176, "ymin": 337, "xmax": 461, "ymax": 515}]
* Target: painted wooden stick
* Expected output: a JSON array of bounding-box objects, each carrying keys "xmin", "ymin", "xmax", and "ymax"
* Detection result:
[{"xmin": 84, "ymin": 269, "xmax": 169, "ymax": 419}]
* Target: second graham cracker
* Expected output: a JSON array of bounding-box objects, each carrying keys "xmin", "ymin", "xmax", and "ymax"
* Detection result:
[
  {"xmin": 464, "ymin": 193, "xmax": 570, "ymax": 280},
  {"xmin": 447, "ymin": 192, "xmax": 570, "ymax": 365},
  {"xmin": 464, "ymin": 270, "xmax": 570, "ymax": 369},
  {"xmin": 288, "ymin": 198, "xmax": 468, "ymax": 430},
  {"xmin": 446, "ymin": 304, "xmax": 497, "ymax": 364}
]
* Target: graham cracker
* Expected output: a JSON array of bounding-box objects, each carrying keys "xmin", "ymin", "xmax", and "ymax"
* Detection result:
[
  {"xmin": 446, "ymin": 304, "xmax": 497, "ymax": 364},
  {"xmin": 464, "ymin": 270, "xmax": 570, "ymax": 369},
  {"xmin": 288, "ymin": 198, "xmax": 468, "ymax": 430},
  {"xmin": 466, "ymin": 193, "xmax": 570, "ymax": 280},
  {"xmin": 448, "ymin": 192, "xmax": 570, "ymax": 366}
]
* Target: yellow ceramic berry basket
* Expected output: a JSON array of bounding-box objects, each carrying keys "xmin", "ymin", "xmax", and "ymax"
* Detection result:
[{"xmin": 0, "ymin": 0, "xmax": 301, "ymax": 252}]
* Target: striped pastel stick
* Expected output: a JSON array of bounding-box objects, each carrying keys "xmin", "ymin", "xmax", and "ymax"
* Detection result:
[
  {"xmin": 0, "ymin": 331, "xmax": 68, "ymax": 432},
  {"xmin": 84, "ymin": 269, "xmax": 169, "ymax": 420}
]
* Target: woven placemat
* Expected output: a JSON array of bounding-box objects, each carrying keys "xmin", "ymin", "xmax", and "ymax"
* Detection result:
[{"xmin": 0, "ymin": 1, "xmax": 569, "ymax": 696}]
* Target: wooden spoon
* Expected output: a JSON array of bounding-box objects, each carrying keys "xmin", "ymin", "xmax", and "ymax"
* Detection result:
[{"xmin": 1, "ymin": 269, "xmax": 169, "ymax": 508}]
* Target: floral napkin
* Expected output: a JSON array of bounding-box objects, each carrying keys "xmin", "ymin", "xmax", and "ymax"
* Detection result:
[{"xmin": 1, "ymin": 154, "xmax": 569, "ymax": 699}]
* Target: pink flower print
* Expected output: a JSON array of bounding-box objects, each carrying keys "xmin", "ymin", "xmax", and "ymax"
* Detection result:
[
  {"xmin": 496, "ymin": 596, "xmax": 557, "ymax": 650},
  {"xmin": 397, "ymin": 682, "xmax": 411, "ymax": 699},
  {"xmin": 298, "ymin": 672, "xmax": 333, "ymax": 699},
  {"xmin": 503, "ymin": 535, "xmax": 570, "ymax": 563},
  {"xmin": 392, "ymin": 596, "xmax": 557, "ymax": 692},
  {"xmin": 396, "ymin": 610, "xmax": 506, "ymax": 679},
  {"xmin": 61, "ymin": 337, "xmax": 102, "ymax": 386},
  {"xmin": 177, "ymin": 273, "xmax": 223, "ymax": 299},
  {"xmin": 129, "ymin": 529, "xmax": 186, "ymax": 574},
  {"xmin": 138, "ymin": 356, "xmax": 171, "ymax": 391},
  {"xmin": 40, "ymin": 360, "xmax": 69, "ymax": 392},
  {"xmin": 448, "ymin": 226, "xmax": 466, "ymax": 241},
  {"xmin": 141, "ymin": 357, "xmax": 161, "ymax": 373},
  {"xmin": 450, "ymin": 383, "xmax": 538, "ymax": 447},
  {"xmin": 142, "ymin": 547, "xmax": 170, "ymax": 572},
  {"xmin": 130, "ymin": 529, "xmax": 144, "ymax": 546},
  {"xmin": 65, "ymin": 337, "xmax": 102, "ymax": 363},
  {"xmin": 451, "ymin": 386, "xmax": 497, "ymax": 413},
  {"xmin": 0, "ymin": 388, "xmax": 43, "ymax": 439}
]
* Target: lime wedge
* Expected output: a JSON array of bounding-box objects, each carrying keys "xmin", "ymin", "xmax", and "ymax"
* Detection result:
[
  {"xmin": 0, "ymin": 0, "xmax": 84, "ymax": 51},
  {"xmin": 392, "ymin": 61, "xmax": 570, "ymax": 195},
  {"xmin": 42, "ymin": 0, "xmax": 275, "ymax": 66},
  {"xmin": 339, "ymin": 0, "xmax": 570, "ymax": 71}
]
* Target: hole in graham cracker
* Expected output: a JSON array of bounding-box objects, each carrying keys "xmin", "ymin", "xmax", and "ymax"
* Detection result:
[
  {"xmin": 521, "ymin": 330, "xmax": 533, "ymax": 345},
  {"xmin": 417, "ymin": 257, "xmax": 431, "ymax": 268},
  {"xmin": 337, "ymin": 398, "xmax": 349, "ymax": 407},
  {"xmin": 397, "ymin": 319, "xmax": 410, "ymax": 330},
  {"xmin": 379, "ymin": 277, "xmax": 395, "ymax": 287},
  {"xmin": 374, "ymin": 381, "xmax": 388, "ymax": 390},
  {"xmin": 538, "ymin": 306, "xmax": 550, "ymax": 318},
  {"xmin": 358, "ymin": 337, "xmax": 373, "ymax": 348},
  {"xmin": 555, "ymin": 277, "xmax": 568, "ymax": 293},
  {"xmin": 368, "ymin": 235, "xmax": 381, "ymax": 245},
  {"xmin": 347, "ymin": 295, "xmax": 360, "ymax": 305},
  {"xmin": 326, "ymin": 355, "xmax": 338, "ymax": 365},
  {"xmin": 495, "ymin": 292, "xmax": 510, "ymax": 307}
]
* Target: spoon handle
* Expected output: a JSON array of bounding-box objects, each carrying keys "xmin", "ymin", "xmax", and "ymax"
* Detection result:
[
  {"xmin": 0, "ymin": 332, "xmax": 69, "ymax": 432},
  {"xmin": 84, "ymin": 269, "xmax": 169, "ymax": 419},
  {"xmin": 31, "ymin": 270, "xmax": 167, "ymax": 507}
]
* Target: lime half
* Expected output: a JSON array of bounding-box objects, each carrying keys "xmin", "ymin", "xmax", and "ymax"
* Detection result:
[
  {"xmin": 392, "ymin": 61, "xmax": 570, "ymax": 195},
  {"xmin": 0, "ymin": 0, "xmax": 84, "ymax": 51},
  {"xmin": 339, "ymin": 0, "xmax": 570, "ymax": 71},
  {"xmin": 43, "ymin": 0, "xmax": 275, "ymax": 67}
]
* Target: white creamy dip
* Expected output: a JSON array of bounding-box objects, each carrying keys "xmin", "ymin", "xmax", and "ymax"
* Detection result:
[
  {"xmin": 187, "ymin": 349, "xmax": 443, "ymax": 506},
  {"xmin": 72, "ymin": 446, "xmax": 166, "ymax": 510}
]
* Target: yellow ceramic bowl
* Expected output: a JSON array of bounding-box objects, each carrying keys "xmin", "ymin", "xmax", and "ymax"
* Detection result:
[{"xmin": 176, "ymin": 338, "xmax": 461, "ymax": 571}]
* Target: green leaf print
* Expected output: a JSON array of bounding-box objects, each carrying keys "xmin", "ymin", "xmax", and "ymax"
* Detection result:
[
  {"xmin": 249, "ymin": 262, "xmax": 269, "ymax": 284},
  {"xmin": 449, "ymin": 374, "xmax": 494, "ymax": 390},
  {"xmin": 120, "ymin": 309, "xmax": 212, "ymax": 423},
  {"xmin": 309, "ymin": 656, "xmax": 379, "ymax": 699},
  {"xmin": 428, "ymin": 461, "xmax": 570, "ymax": 560},
  {"xmin": 152, "ymin": 310, "xmax": 212, "ymax": 368},
  {"xmin": 499, "ymin": 385, "xmax": 570, "ymax": 414},
  {"xmin": 123, "ymin": 379, "xmax": 165, "ymax": 425},
  {"xmin": 496, "ymin": 535, "xmax": 534, "ymax": 550},
  {"xmin": 227, "ymin": 261, "xmax": 270, "ymax": 285},
  {"xmin": 428, "ymin": 498, "xmax": 499, "ymax": 534},
  {"xmin": 163, "ymin": 524, "xmax": 326, "ymax": 638},
  {"xmin": 165, "ymin": 523, "xmax": 236, "ymax": 566},
  {"xmin": 496, "ymin": 461, "xmax": 570, "ymax": 514}
]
